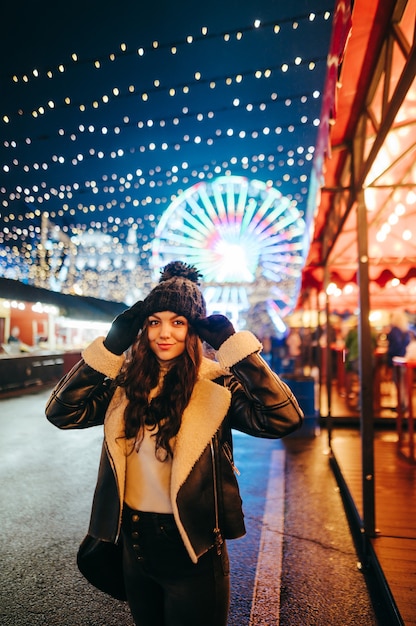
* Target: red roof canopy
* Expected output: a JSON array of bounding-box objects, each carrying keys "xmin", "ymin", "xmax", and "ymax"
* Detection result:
[{"xmin": 301, "ymin": 0, "xmax": 416, "ymax": 312}]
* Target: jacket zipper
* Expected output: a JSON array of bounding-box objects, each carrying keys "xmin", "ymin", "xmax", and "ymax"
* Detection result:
[
  {"xmin": 210, "ymin": 436, "xmax": 224, "ymax": 556},
  {"xmin": 104, "ymin": 439, "xmax": 123, "ymax": 543},
  {"xmin": 222, "ymin": 440, "xmax": 240, "ymax": 475}
]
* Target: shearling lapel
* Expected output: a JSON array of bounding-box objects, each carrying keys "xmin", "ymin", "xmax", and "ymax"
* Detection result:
[
  {"xmin": 170, "ymin": 372, "xmax": 231, "ymax": 501},
  {"xmin": 103, "ymin": 386, "xmax": 128, "ymax": 512},
  {"xmin": 102, "ymin": 357, "xmax": 231, "ymax": 513}
]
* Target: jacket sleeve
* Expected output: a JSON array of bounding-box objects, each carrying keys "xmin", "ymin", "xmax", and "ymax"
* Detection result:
[
  {"xmin": 217, "ymin": 331, "xmax": 304, "ymax": 438},
  {"xmin": 45, "ymin": 337, "xmax": 124, "ymax": 429}
]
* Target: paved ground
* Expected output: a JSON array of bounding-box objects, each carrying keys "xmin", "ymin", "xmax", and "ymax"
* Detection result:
[{"xmin": 0, "ymin": 387, "xmax": 385, "ymax": 625}]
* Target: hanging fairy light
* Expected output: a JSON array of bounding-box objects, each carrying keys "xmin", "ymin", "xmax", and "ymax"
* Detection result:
[{"xmin": 0, "ymin": 6, "xmax": 334, "ymax": 303}]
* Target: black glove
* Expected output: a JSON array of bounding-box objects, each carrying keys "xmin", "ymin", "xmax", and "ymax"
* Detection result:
[
  {"xmin": 194, "ymin": 314, "xmax": 235, "ymax": 350},
  {"xmin": 103, "ymin": 300, "xmax": 145, "ymax": 355}
]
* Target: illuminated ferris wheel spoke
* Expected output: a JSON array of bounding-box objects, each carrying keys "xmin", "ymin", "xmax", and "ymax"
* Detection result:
[
  {"xmin": 212, "ymin": 186, "xmax": 227, "ymax": 223},
  {"xmin": 271, "ymin": 283, "xmax": 292, "ymax": 297},
  {"xmin": 238, "ymin": 287, "xmax": 249, "ymax": 309},
  {"xmin": 262, "ymin": 264, "xmax": 290, "ymax": 282},
  {"xmin": 213, "ymin": 175, "xmax": 243, "ymax": 225},
  {"xmin": 224, "ymin": 183, "xmax": 235, "ymax": 220},
  {"xmin": 273, "ymin": 289, "xmax": 292, "ymax": 306},
  {"xmin": 250, "ymin": 194, "xmax": 277, "ymax": 229},
  {"xmin": 268, "ymin": 213, "xmax": 302, "ymax": 235},
  {"xmin": 277, "ymin": 264, "xmax": 302, "ymax": 278},
  {"xmin": 182, "ymin": 192, "xmax": 209, "ymax": 223},
  {"xmin": 222, "ymin": 285, "xmax": 231, "ymax": 304},
  {"xmin": 240, "ymin": 198, "xmax": 257, "ymax": 233},
  {"xmin": 266, "ymin": 300, "xmax": 288, "ymax": 331},
  {"xmin": 235, "ymin": 181, "xmax": 249, "ymax": 223},
  {"xmin": 157, "ymin": 244, "xmax": 201, "ymax": 258},
  {"xmin": 196, "ymin": 186, "xmax": 222, "ymax": 226},
  {"xmin": 231, "ymin": 285, "xmax": 240, "ymax": 307},
  {"xmin": 268, "ymin": 252, "xmax": 304, "ymax": 266},
  {"xmin": 151, "ymin": 176, "xmax": 306, "ymax": 322},
  {"xmin": 170, "ymin": 223, "xmax": 206, "ymax": 244},
  {"xmin": 267, "ymin": 279, "xmax": 294, "ymax": 301},
  {"xmin": 262, "ymin": 233, "xmax": 304, "ymax": 249},
  {"xmin": 203, "ymin": 286, "xmax": 221, "ymax": 305},
  {"xmin": 262, "ymin": 232, "xmax": 289, "ymax": 245},
  {"xmin": 252, "ymin": 205, "xmax": 289, "ymax": 237},
  {"xmin": 198, "ymin": 260, "xmax": 225, "ymax": 283},
  {"xmin": 256, "ymin": 230, "xmax": 298, "ymax": 248},
  {"xmin": 255, "ymin": 222, "xmax": 287, "ymax": 242},
  {"xmin": 228, "ymin": 179, "xmax": 246, "ymax": 226},
  {"xmin": 262, "ymin": 228, "xmax": 304, "ymax": 247},
  {"xmin": 173, "ymin": 210, "xmax": 209, "ymax": 242},
  {"xmin": 264, "ymin": 248, "xmax": 303, "ymax": 263},
  {"xmin": 253, "ymin": 204, "xmax": 296, "ymax": 239},
  {"xmin": 181, "ymin": 209, "xmax": 213, "ymax": 240},
  {"xmin": 185, "ymin": 197, "xmax": 217, "ymax": 234},
  {"xmin": 269, "ymin": 256, "xmax": 303, "ymax": 274}
]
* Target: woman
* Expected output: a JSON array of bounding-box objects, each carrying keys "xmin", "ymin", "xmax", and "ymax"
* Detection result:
[{"xmin": 46, "ymin": 261, "xmax": 303, "ymax": 626}]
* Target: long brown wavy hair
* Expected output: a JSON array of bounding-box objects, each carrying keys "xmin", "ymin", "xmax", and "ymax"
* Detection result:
[{"xmin": 116, "ymin": 322, "xmax": 202, "ymax": 459}]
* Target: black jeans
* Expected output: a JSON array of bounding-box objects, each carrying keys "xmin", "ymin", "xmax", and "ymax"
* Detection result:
[{"xmin": 121, "ymin": 504, "xmax": 230, "ymax": 626}]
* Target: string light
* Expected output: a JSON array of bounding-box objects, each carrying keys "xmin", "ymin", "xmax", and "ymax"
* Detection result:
[
  {"xmin": 0, "ymin": 8, "xmax": 334, "ymax": 304},
  {"xmin": 3, "ymin": 88, "xmax": 320, "ymax": 156},
  {"xmin": 4, "ymin": 11, "xmax": 331, "ymax": 88},
  {"xmin": 2, "ymin": 55, "xmax": 325, "ymax": 130}
]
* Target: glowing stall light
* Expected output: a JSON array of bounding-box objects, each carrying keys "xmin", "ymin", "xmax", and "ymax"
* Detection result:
[
  {"xmin": 56, "ymin": 317, "xmax": 111, "ymax": 331},
  {"xmin": 151, "ymin": 175, "xmax": 306, "ymax": 320},
  {"xmin": 343, "ymin": 284, "xmax": 355, "ymax": 295},
  {"xmin": 369, "ymin": 310, "xmax": 382, "ymax": 323},
  {"xmin": 32, "ymin": 302, "xmax": 59, "ymax": 315},
  {"xmin": 4, "ymin": 300, "xmax": 26, "ymax": 310},
  {"xmin": 326, "ymin": 282, "xmax": 342, "ymax": 297}
]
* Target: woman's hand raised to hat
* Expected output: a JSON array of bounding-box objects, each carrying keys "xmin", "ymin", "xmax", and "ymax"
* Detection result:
[
  {"xmin": 104, "ymin": 300, "xmax": 145, "ymax": 355},
  {"xmin": 194, "ymin": 314, "xmax": 235, "ymax": 350}
]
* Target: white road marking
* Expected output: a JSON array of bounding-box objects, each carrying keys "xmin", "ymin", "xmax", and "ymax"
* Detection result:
[{"xmin": 249, "ymin": 449, "xmax": 285, "ymax": 625}]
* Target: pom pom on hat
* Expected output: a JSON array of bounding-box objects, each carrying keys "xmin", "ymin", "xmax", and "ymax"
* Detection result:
[
  {"xmin": 159, "ymin": 261, "xmax": 202, "ymax": 284},
  {"xmin": 142, "ymin": 261, "xmax": 206, "ymax": 321}
]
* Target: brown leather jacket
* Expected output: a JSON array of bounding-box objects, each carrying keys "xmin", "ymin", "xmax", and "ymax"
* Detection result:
[{"xmin": 46, "ymin": 332, "xmax": 303, "ymax": 563}]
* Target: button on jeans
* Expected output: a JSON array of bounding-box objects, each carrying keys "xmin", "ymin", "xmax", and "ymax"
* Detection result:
[{"xmin": 121, "ymin": 504, "xmax": 230, "ymax": 626}]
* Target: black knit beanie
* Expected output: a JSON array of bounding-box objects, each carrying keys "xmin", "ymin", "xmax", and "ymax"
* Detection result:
[{"xmin": 142, "ymin": 261, "xmax": 206, "ymax": 322}]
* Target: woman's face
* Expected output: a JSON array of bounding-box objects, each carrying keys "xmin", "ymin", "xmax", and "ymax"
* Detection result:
[{"xmin": 147, "ymin": 311, "xmax": 189, "ymax": 361}]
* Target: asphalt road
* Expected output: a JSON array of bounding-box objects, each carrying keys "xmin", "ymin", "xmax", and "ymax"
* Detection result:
[{"xmin": 0, "ymin": 387, "xmax": 382, "ymax": 625}]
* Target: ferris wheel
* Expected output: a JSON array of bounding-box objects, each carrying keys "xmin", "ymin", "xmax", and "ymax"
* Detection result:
[{"xmin": 151, "ymin": 175, "xmax": 306, "ymax": 326}]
